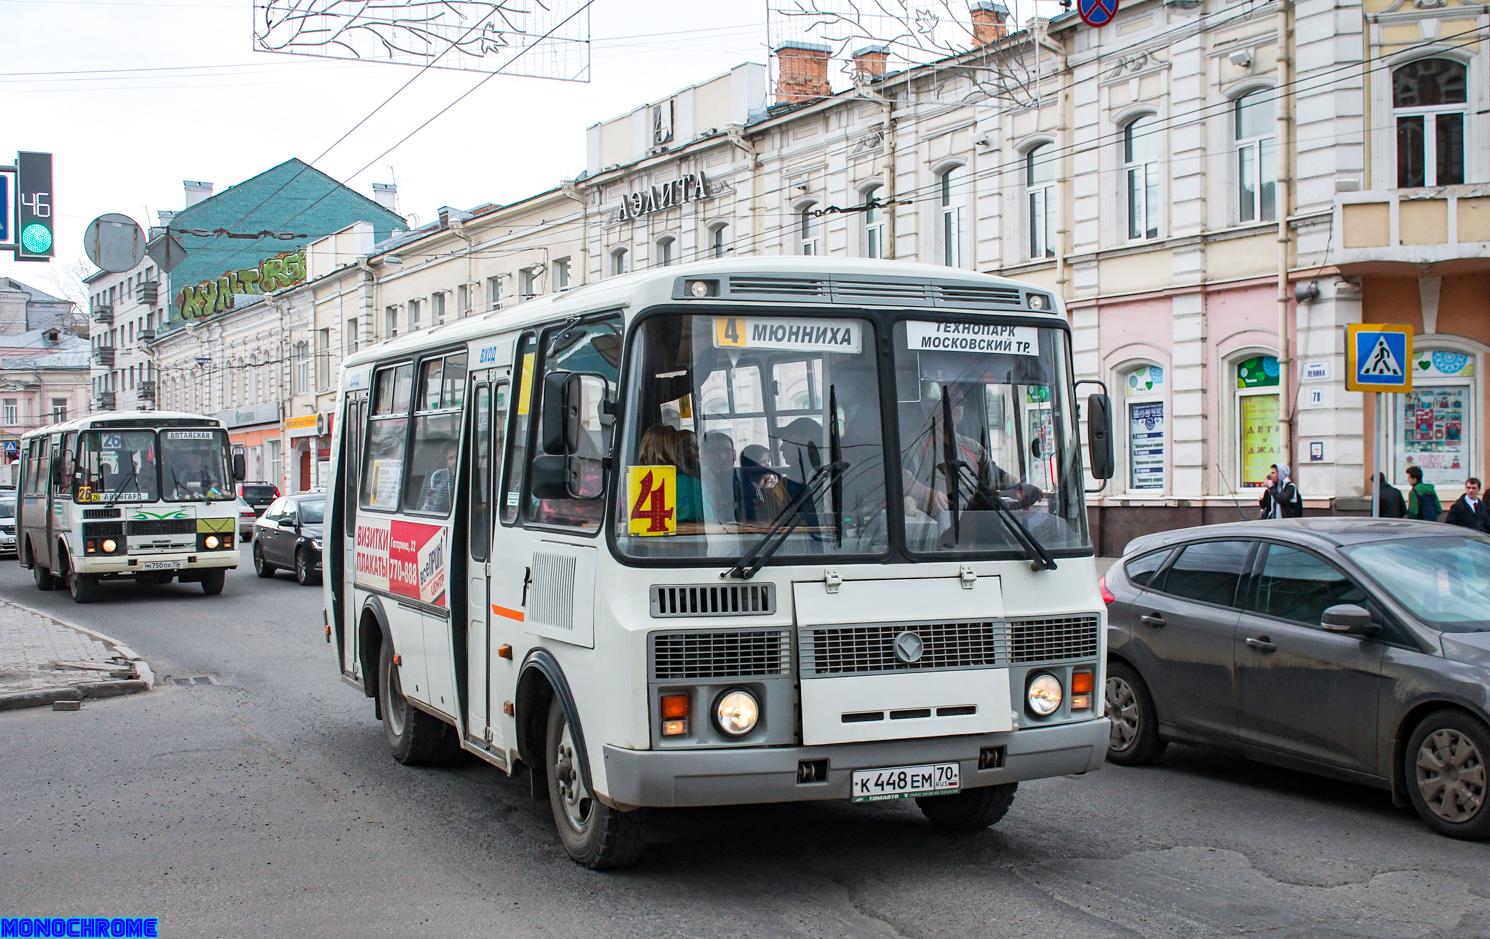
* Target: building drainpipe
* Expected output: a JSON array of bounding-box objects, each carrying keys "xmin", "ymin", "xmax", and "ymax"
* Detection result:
[
  {"xmin": 1276, "ymin": 1, "xmax": 1295, "ymax": 470},
  {"xmin": 560, "ymin": 180, "xmax": 590, "ymax": 285},
  {"xmin": 356, "ymin": 257, "xmax": 379, "ymax": 349},
  {"xmin": 1038, "ymin": 25, "xmax": 1072, "ymax": 303}
]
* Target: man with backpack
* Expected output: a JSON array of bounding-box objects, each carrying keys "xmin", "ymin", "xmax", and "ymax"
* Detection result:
[
  {"xmin": 1405, "ymin": 465, "xmax": 1442, "ymax": 521},
  {"xmin": 1259, "ymin": 463, "xmax": 1304, "ymax": 519}
]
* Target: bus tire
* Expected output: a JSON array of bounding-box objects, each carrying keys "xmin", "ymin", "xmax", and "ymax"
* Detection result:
[
  {"xmin": 916, "ymin": 782, "xmax": 1017, "ymax": 831},
  {"xmin": 200, "ymin": 569, "xmax": 226, "ymax": 596},
  {"xmin": 253, "ymin": 543, "xmax": 275, "ymax": 578},
  {"xmin": 68, "ymin": 571, "xmax": 99, "ymax": 604},
  {"xmin": 30, "ymin": 544, "xmax": 55, "ymax": 591},
  {"xmin": 545, "ymin": 696, "xmax": 647, "ymax": 870},
  {"xmin": 378, "ymin": 640, "xmax": 456, "ymax": 765}
]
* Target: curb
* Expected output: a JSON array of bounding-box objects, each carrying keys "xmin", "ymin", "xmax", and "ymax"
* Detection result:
[{"xmin": 0, "ymin": 598, "xmax": 155, "ymax": 712}]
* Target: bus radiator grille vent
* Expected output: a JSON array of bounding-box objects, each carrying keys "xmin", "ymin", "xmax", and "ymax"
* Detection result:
[
  {"xmin": 83, "ymin": 522, "xmax": 125, "ymax": 539},
  {"xmin": 1006, "ymin": 615, "xmax": 1099, "ymax": 663},
  {"xmin": 529, "ymin": 552, "xmax": 577, "ymax": 630},
  {"xmin": 125, "ymin": 519, "xmax": 196, "ymax": 536},
  {"xmin": 931, "ymin": 284, "xmax": 1024, "ymax": 308},
  {"xmin": 82, "ymin": 508, "xmax": 122, "ymax": 520},
  {"xmin": 650, "ymin": 629, "xmax": 791, "ymax": 680},
  {"xmin": 727, "ymin": 276, "xmax": 830, "ymax": 298},
  {"xmin": 650, "ymin": 584, "xmax": 776, "ymax": 617},
  {"xmin": 800, "ymin": 621, "xmax": 1003, "ymax": 677},
  {"xmin": 831, "ymin": 280, "xmax": 931, "ymax": 303}
]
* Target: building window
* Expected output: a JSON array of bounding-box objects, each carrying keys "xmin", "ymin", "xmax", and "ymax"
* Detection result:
[
  {"xmin": 293, "ymin": 340, "xmax": 311, "ymax": 395},
  {"xmin": 555, "ymin": 257, "xmax": 571, "ymax": 288},
  {"xmin": 51, "ymin": 398, "xmax": 67, "ymax": 423},
  {"xmin": 385, "ymin": 305, "xmax": 398, "ymax": 338},
  {"xmin": 4, "ymin": 399, "xmax": 17, "ymax": 425},
  {"xmin": 1235, "ymin": 90, "xmax": 1277, "ymax": 223},
  {"xmin": 939, "ymin": 165, "xmax": 966, "ymax": 267},
  {"xmin": 317, "ymin": 328, "xmax": 331, "ymax": 390},
  {"xmin": 408, "ymin": 298, "xmax": 421, "ymax": 331},
  {"xmin": 1026, "ymin": 144, "xmax": 1055, "ymax": 259},
  {"xmin": 799, "ymin": 204, "xmax": 820, "ymax": 256},
  {"xmin": 520, "ymin": 267, "xmax": 539, "ymax": 299},
  {"xmin": 862, "ymin": 186, "xmax": 885, "ymax": 259},
  {"xmin": 710, "ymin": 223, "xmax": 729, "ymax": 258},
  {"xmin": 1394, "ymin": 58, "xmax": 1467, "ymax": 188},
  {"xmin": 654, "ymin": 238, "xmax": 675, "ymax": 268},
  {"xmin": 1235, "ymin": 354, "xmax": 1280, "ymax": 488},
  {"xmin": 457, "ymin": 283, "xmax": 469, "ymax": 317},
  {"xmin": 432, "ymin": 291, "xmax": 446, "ymax": 325},
  {"xmin": 487, "ymin": 276, "xmax": 503, "ymax": 310},
  {"xmin": 611, "ymin": 247, "xmax": 630, "ymax": 276},
  {"xmin": 1124, "ymin": 114, "xmax": 1161, "ymax": 240},
  {"xmin": 345, "ymin": 317, "xmax": 358, "ymax": 356},
  {"xmin": 1392, "ymin": 349, "xmax": 1475, "ymax": 487},
  {"xmin": 1123, "ymin": 365, "xmax": 1166, "ymax": 492},
  {"xmin": 267, "ymin": 438, "xmax": 282, "ymax": 491}
]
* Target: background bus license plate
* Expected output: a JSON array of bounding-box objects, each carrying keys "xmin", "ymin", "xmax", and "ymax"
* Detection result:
[
  {"xmin": 851, "ymin": 762, "xmax": 960, "ymax": 802},
  {"xmin": 142, "ymin": 560, "xmax": 180, "ymax": 571}
]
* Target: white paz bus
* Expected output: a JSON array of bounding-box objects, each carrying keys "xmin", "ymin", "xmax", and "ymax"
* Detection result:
[
  {"xmin": 18, "ymin": 411, "xmax": 245, "ymax": 603},
  {"xmin": 326, "ymin": 257, "xmax": 1117, "ymax": 868}
]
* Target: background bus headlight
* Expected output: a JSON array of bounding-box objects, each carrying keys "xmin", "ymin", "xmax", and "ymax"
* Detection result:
[
  {"xmin": 1026, "ymin": 673, "xmax": 1063, "ymax": 716},
  {"xmin": 715, "ymin": 690, "xmax": 759, "ymax": 736},
  {"xmin": 101, "ymin": 538, "xmax": 117, "ymax": 554}
]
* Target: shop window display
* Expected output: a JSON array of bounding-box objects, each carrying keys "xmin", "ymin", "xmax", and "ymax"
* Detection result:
[
  {"xmin": 1394, "ymin": 351, "xmax": 1474, "ymax": 487},
  {"xmin": 1236, "ymin": 355, "xmax": 1280, "ymax": 488}
]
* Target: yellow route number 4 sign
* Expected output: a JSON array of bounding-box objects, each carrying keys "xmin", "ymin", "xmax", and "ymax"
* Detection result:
[{"xmin": 627, "ymin": 465, "xmax": 677, "ymax": 536}]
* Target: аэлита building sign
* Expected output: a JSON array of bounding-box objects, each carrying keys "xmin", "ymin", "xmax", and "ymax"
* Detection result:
[
  {"xmin": 176, "ymin": 248, "xmax": 307, "ymax": 320},
  {"xmin": 612, "ymin": 173, "xmax": 713, "ymax": 223}
]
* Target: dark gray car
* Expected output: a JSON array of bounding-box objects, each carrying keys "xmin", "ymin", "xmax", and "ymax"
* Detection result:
[{"xmin": 1103, "ymin": 518, "xmax": 1490, "ymax": 839}]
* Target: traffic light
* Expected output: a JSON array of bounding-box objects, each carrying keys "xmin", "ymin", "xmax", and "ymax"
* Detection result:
[{"xmin": 16, "ymin": 151, "xmax": 52, "ymax": 261}]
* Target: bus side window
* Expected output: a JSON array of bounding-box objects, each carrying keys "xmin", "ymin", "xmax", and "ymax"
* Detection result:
[
  {"xmin": 60, "ymin": 433, "xmax": 77, "ymax": 496},
  {"xmin": 470, "ymin": 385, "xmax": 492, "ymax": 562},
  {"xmin": 404, "ymin": 352, "xmax": 467, "ymax": 517},
  {"xmin": 343, "ymin": 398, "xmax": 364, "ymax": 539},
  {"xmin": 361, "ymin": 363, "xmax": 413, "ymax": 511},
  {"xmin": 500, "ymin": 333, "xmax": 536, "ymax": 526}
]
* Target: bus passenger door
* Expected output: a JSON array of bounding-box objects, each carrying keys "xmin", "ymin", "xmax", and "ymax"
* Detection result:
[
  {"xmin": 465, "ymin": 377, "xmax": 507, "ymax": 752},
  {"xmin": 339, "ymin": 392, "xmax": 367, "ymax": 681}
]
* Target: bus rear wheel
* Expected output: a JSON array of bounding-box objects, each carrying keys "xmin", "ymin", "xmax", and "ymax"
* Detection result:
[
  {"xmin": 378, "ymin": 640, "xmax": 456, "ymax": 765},
  {"xmin": 544, "ymin": 697, "xmax": 647, "ymax": 869},
  {"xmin": 30, "ymin": 545, "xmax": 55, "ymax": 592},
  {"xmin": 68, "ymin": 571, "xmax": 99, "ymax": 604}
]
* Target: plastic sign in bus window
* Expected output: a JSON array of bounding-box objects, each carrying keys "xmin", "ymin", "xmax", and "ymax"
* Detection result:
[
  {"xmin": 627, "ymin": 465, "xmax": 677, "ymax": 536},
  {"xmin": 1346, "ymin": 324, "xmax": 1413, "ymax": 393},
  {"xmin": 516, "ymin": 352, "xmax": 535, "ymax": 416},
  {"xmin": 369, "ymin": 460, "xmax": 403, "ymax": 506},
  {"xmin": 713, "ymin": 317, "xmax": 862, "ymax": 354},
  {"xmin": 904, "ymin": 321, "xmax": 1040, "ymax": 355}
]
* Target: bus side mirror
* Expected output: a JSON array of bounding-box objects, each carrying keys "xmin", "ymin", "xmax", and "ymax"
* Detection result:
[
  {"xmin": 541, "ymin": 371, "xmax": 581, "ymax": 456},
  {"xmin": 232, "ymin": 452, "xmax": 246, "ymax": 482},
  {"xmin": 1086, "ymin": 393, "xmax": 1114, "ymax": 481}
]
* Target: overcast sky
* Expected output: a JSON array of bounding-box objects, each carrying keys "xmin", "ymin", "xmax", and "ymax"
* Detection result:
[{"xmin": 2, "ymin": 0, "xmax": 1060, "ymax": 303}]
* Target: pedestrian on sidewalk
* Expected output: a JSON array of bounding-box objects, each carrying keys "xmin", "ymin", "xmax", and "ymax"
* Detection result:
[
  {"xmin": 1445, "ymin": 476, "xmax": 1490, "ymax": 532},
  {"xmin": 1373, "ymin": 472, "xmax": 1407, "ymax": 518},
  {"xmin": 1259, "ymin": 463, "xmax": 1303, "ymax": 519},
  {"xmin": 1406, "ymin": 466, "xmax": 1443, "ymax": 521}
]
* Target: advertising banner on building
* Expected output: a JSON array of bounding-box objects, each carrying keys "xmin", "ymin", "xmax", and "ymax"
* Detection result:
[{"xmin": 354, "ymin": 517, "xmax": 448, "ymax": 607}]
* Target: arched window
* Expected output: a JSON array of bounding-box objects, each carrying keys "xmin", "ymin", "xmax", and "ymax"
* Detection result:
[
  {"xmin": 1025, "ymin": 144, "xmax": 1055, "ymax": 259},
  {"xmin": 939, "ymin": 165, "xmax": 965, "ymax": 267},
  {"xmin": 1390, "ymin": 348, "xmax": 1476, "ymax": 488},
  {"xmin": 655, "ymin": 235, "xmax": 676, "ymax": 267},
  {"xmin": 1124, "ymin": 115, "xmax": 1161, "ymax": 240},
  {"xmin": 1234, "ymin": 353, "xmax": 1281, "ymax": 488},
  {"xmin": 1394, "ymin": 58, "xmax": 1467, "ymax": 188},
  {"xmin": 860, "ymin": 185, "xmax": 886, "ymax": 258},
  {"xmin": 799, "ymin": 203, "xmax": 819, "ymax": 255},
  {"xmin": 1121, "ymin": 364, "xmax": 1166, "ymax": 492},
  {"xmin": 611, "ymin": 246, "xmax": 630, "ymax": 276},
  {"xmin": 709, "ymin": 223, "xmax": 729, "ymax": 259},
  {"xmin": 1235, "ymin": 90, "xmax": 1276, "ymax": 222}
]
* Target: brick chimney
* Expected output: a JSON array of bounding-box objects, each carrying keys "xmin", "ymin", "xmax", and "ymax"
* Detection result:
[
  {"xmin": 970, "ymin": 1, "xmax": 1010, "ymax": 46},
  {"xmin": 852, "ymin": 46, "xmax": 890, "ymax": 83},
  {"xmin": 774, "ymin": 42, "xmax": 832, "ymax": 105}
]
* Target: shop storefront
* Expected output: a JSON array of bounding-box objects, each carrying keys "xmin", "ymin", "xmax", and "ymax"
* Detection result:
[{"xmin": 217, "ymin": 401, "xmax": 282, "ymax": 488}]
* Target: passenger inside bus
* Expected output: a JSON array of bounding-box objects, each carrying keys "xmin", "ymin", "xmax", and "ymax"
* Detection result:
[
  {"xmin": 637, "ymin": 424, "xmax": 702, "ymax": 524},
  {"xmin": 416, "ymin": 443, "xmax": 459, "ymax": 514},
  {"xmin": 164, "ymin": 448, "xmax": 225, "ymax": 500},
  {"xmin": 699, "ymin": 431, "xmax": 740, "ymax": 525}
]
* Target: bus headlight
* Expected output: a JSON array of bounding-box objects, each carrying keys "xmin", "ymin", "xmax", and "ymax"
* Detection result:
[
  {"xmin": 101, "ymin": 539, "xmax": 117, "ymax": 554},
  {"xmin": 715, "ymin": 690, "xmax": 759, "ymax": 736},
  {"xmin": 205, "ymin": 535, "xmax": 221, "ymax": 550},
  {"xmin": 1027, "ymin": 673, "xmax": 1063, "ymax": 716}
]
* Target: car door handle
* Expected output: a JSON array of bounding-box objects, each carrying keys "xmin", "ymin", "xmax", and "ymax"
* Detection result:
[
  {"xmin": 1139, "ymin": 613, "xmax": 1166, "ymax": 628},
  {"xmin": 1245, "ymin": 636, "xmax": 1277, "ymax": 653}
]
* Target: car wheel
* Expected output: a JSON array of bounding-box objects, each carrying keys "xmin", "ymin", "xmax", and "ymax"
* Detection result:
[
  {"xmin": 545, "ymin": 696, "xmax": 647, "ymax": 869},
  {"xmin": 1406, "ymin": 710, "xmax": 1490, "ymax": 839},
  {"xmin": 253, "ymin": 543, "xmax": 275, "ymax": 578},
  {"xmin": 378, "ymin": 641, "xmax": 457, "ymax": 765},
  {"xmin": 916, "ymin": 782, "xmax": 1017, "ymax": 830},
  {"xmin": 1104, "ymin": 660, "xmax": 1168, "ymax": 766},
  {"xmin": 200, "ymin": 569, "xmax": 226, "ymax": 596},
  {"xmin": 294, "ymin": 548, "xmax": 318, "ymax": 586},
  {"xmin": 68, "ymin": 571, "xmax": 98, "ymax": 604}
]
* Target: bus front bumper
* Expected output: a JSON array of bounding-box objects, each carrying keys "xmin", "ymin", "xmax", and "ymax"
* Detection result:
[
  {"xmin": 601, "ymin": 717, "xmax": 1109, "ymax": 809},
  {"xmin": 75, "ymin": 550, "xmax": 240, "ymax": 575}
]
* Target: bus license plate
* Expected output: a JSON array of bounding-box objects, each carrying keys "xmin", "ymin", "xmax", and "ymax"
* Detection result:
[
  {"xmin": 142, "ymin": 560, "xmax": 180, "ymax": 571},
  {"xmin": 850, "ymin": 762, "xmax": 960, "ymax": 802}
]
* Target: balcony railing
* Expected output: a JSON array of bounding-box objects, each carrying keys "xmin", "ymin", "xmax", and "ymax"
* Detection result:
[
  {"xmin": 93, "ymin": 346, "xmax": 114, "ymax": 367},
  {"xmin": 1336, "ymin": 184, "xmax": 1490, "ymax": 271},
  {"xmin": 137, "ymin": 328, "xmax": 155, "ymax": 344},
  {"xmin": 93, "ymin": 305, "xmax": 113, "ymax": 325},
  {"xmin": 137, "ymin": 381, "xmax": 155, "ymax": 401},
  {"xmin": 94, "ymin": 392, "xmax": 116, "ymax": 410}
]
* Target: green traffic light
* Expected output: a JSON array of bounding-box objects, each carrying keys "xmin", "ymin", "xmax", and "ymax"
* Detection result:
[{"xmin": 20, "ymin": 223, "xmax": 51, "ymax": 254}]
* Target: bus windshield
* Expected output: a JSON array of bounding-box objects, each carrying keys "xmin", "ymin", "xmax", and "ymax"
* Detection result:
[
  {"xmin": 159, "ymin": 430, "xmax": 235, "ymax": 501},
  {"xmin": 75, "ymin": 430, "xmax": 161, "ymax": 503},
  {"xmin": 616, "ymin": 312, "xmax": 889, "ymax": 561},
  {"xmin": 893, "ymin": 320, "xmax": 1089, "ymax": 554}
]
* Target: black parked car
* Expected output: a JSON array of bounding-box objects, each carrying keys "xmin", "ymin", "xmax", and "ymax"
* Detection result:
[
  {"xmin": 238, "ymin": 481, "xmax": 280, "ymax": 516},
  {"xmin": 252, "ymin": 494, "xmax": 323, "ymax": 585},
  {"xmin": 1104, "ymin": 518, "xmax": 1490, "ymax": 839}
]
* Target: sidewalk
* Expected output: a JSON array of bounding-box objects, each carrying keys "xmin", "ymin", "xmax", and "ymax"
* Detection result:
[{"xmin": 0, "ymin": 599, "xmax": 153, "ymax": 711}]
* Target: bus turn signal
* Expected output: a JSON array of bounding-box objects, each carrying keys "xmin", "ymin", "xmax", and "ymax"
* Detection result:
[{"xmin": 661, "ymin": 694, "xmax": 689, "ymax": 736}]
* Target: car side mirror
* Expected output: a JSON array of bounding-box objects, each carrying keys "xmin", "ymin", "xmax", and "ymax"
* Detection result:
[
  {"xmin": 281, "ymin": 517, "xmax": 298, "ymax": 529},
  {"xmin": 1322, "ymin": 603, "xmax": 1378, "ymax": 636},
  {"xmin": 232, "ymin": 452, "xmax": 246, "ymax": 482},
  {"xmin": 541, "ymin": 370, "xmax": 581, "ymax": 456},
  {"xmin": 1086, "ymin": 393, "xmax": 1114, "ymax": 481}
]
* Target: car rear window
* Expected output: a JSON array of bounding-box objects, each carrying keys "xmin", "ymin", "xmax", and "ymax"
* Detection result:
[
  {"xmin": 1160, "ymin": 540, "xmax": 1252, "ymax": 608},
  {"xmin": 242, "ymin": 485, "xmax": 276, "ymax": 500},
  {"xmin": 1124, "ymin": 548, "xmax": 1172, "ymax": 588}
]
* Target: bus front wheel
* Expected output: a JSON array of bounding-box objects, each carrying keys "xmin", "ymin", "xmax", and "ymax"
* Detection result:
[
  {"xmin": 68, "ymin": 571, "xmax": 98, "ymax": 604},
  {"xmin": 378, "ymin": 640, "xmax": 455, "ymax": 765},
  {"xmin": 200, "ymin": 569, "xmax": 226, "ymax": 595},
  {"xmin": 544, "ymin": 697, "xmax": 647, "ymax": 869},
  {"xmin": 916, "ymin": 782, "xmax": 1017, "ymax": 831}
]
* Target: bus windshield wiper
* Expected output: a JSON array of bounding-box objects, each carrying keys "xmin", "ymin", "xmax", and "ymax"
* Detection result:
[
  {"xmin": 949, "ymin": 460, "xmax": 1057, "ymax": 571},
  {"xmin": 828, "ymin": 385, "xmax": 843, "ymax": 548},
  {"xmin": 106, "ymin": 466, "xmax": 138, "ymax": 507},
  {"xmin": 724, "ymin": 459, "xmax": 848, "ymax": 580}
]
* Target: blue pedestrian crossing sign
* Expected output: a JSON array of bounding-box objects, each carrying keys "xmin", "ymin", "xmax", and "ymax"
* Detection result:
[{"xmin": 1346, "ymin": 323, "xmax": 1412, "ymax": 393}]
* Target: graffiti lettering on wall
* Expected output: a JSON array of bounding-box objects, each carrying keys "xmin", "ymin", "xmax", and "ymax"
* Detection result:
[{"xmin": 175, "ymin": 249, "xmax": 307, "ymax": 320}]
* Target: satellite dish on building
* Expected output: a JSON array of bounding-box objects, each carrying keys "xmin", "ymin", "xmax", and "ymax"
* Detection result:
[{"xmin": 84, "ymin": 213, "xmax": 146, "ymax": 273}]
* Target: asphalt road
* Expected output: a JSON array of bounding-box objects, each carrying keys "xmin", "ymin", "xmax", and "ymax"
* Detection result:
[{"xmin": 2, "ymin": 550, "xmax": 1489, "ymax": 938}]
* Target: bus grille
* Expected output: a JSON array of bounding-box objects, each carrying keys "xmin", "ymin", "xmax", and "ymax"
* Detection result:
[
  {"xmin": 650, "ymin": 630, "xmax": 791, "ymax": 680},
  {"xmin": 125, "ymin": 519, "xmax": 195, "ymax": 536},
  {"xmin": 83, "ymin": 508, "xmax": 121, "ymax": 519},
  {"xmin": 650, "ymin": 583, "xmax": 776, "ymax": 617},
  {"xmin": 83, "ymin": 522, "xmax": 124, "ymax": 539},
  {"xmin": 800, "ymin": 621, "xmax": 1002, "ymax": 676},
  {"xmin": 1006, "ymin": 615, "xmax": 1100, "ymax": 663}
]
